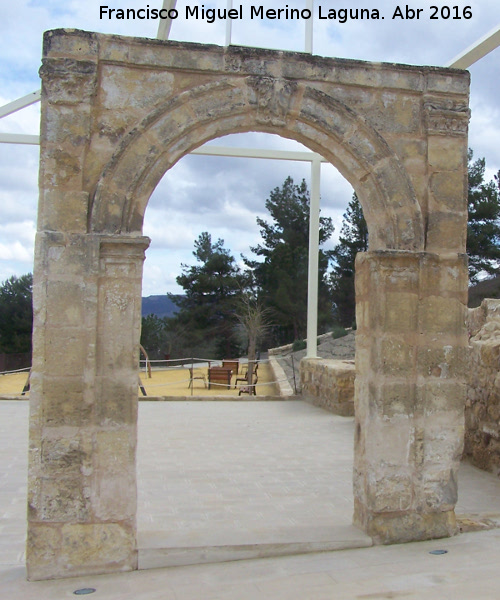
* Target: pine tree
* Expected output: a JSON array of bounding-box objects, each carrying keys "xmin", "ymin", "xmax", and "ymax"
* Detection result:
[
  {"xmin": 0, "ymin": 273, "xmax": 33, "ymax": 354},
  {"xmin": 245, "ymin": 176, "xmax": 334, "ymax": 343},
  {"xmin": 172, "ymin": 232, "xmax": 248, "ymax": 358},
  {"xmin": 329, "ymin": 194, "xmax": 367, "ymax": 327},
  {"xmin": 467, "ymin": 150, "xmax": 500, "ymax": 282}
]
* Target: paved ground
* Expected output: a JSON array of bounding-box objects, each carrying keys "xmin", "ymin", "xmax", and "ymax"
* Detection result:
[{"xmin": 2, "ymin": 400, "xmax": 500, "ymax": 598}]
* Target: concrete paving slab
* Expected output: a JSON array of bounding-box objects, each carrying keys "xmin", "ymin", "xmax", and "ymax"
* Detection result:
[{"xmin": 2, "ymin": 400, "xmax": 500, "ymax": 598}]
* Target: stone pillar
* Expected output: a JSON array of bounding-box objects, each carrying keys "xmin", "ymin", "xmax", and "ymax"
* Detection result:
[
  {"xmin": 27, "ymin": 233, "xmax": 149, "ymax": 581},
  {"xmin": 353, "ymin": 250, "xmax": 468, "ymax": 544}
]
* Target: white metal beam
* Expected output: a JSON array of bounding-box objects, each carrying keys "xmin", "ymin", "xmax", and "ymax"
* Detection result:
[
  {"xmin": 0, "ymin": 90, "xmax": 41, "ymax": 119},
  {"xmin": 445, "ymin": 23, "xmax": 500, "ymax": 69},
  {"xmin": 0, "ymin": 127, "xmax": 329, "ymax": 167},
  {"xmin": 192, "ymin": 144, "xmax": 327, "ymax": 163},
  {"xmin": 0, "ymin": 133, "xmax": 40, "ymax": 145},
  {"xmin": 156, "ymin": 0, "xmax": 178, "ymax": 41}
]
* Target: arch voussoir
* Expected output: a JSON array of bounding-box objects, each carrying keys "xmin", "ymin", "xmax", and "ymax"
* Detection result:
[{"xmin": 92, "ymin": 78, "xmax": 424, "ymax": 252}]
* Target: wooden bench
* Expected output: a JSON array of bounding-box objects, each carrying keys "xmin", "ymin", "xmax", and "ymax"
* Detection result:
[
  {"xmin": 238, "ymin": 373, "xmax": 258, "ymax": 396},
  {"xmin": 222, "ymin": 359, "xmax": 239, "ymax": 374},
  {"xmin": 208, "ymin": 366, "xmax": 232, "ymax": 390}
]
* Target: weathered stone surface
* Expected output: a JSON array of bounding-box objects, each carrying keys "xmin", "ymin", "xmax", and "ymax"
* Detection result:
[
  {"xmin": 30, "ymin": 29, "xmax": 470, "ymax": 579},
  {"xmin": 300, "ymin": 358, "xmax": 355, "ymax": 416},
  {"xmin": 464, "ymin": 299, "xmax": 500, "ymax": 474},
  {"xmin": 354, "ymin": 251, "xmax": 467, "ymax": 545},
  {"xmin": 354, "ymin": 499, "xmax": 457, "ymax": 545},
  {"xmin": 27, "ymin": 521, "xmax": 137, "ymax": 581}
]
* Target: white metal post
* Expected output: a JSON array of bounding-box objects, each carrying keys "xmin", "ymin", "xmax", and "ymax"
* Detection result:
[
  {"xmin": 305, "ymin": 0, "xmax": 314, "ymax": 54},
  {"xmin": 156, "ymin": 0, "xmax": 178, "ymax": 40},
  {"xmin": 306, "ymin": 156, "xmax": 321, "ymax": 358},
  {"xmin": 225, "ymin": 0, "xmax": 233, "ymax": 46}
]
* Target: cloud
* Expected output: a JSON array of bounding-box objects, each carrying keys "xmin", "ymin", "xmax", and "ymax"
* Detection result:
[{"xmin": 0, "ymin": 240, "xmax": 33, "ymax": 262}]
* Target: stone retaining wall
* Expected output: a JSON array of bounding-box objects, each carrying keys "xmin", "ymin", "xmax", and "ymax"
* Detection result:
[
  {"xmin": 300, "ymin": 358, "xmax": 355, "ymax": 416},
  {"xmin": 465, "ymin": 299, "xmax": 500, "ymax": 475}
]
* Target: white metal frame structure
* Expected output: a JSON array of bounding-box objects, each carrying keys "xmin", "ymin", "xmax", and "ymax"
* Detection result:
[{"xmin": 1, "ymin": 2, "xmax": 499, "ymax": 358}]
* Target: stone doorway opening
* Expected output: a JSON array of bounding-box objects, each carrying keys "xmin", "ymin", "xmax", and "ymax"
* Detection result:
[{"xmin": 135, "ymin": 129, "xmax": 359, "ymax": 566}]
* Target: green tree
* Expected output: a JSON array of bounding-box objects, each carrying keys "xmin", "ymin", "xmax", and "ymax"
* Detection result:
[
  {"xmin": 172, "ymin": 232, "xmax": 248, "ymax": 358},
  {"xmin": 329, "ymin": 151, "xmax": 500, "ymax": 324},
  {"xmin": 329, "ymin": 193, "xmax": 368, "ymax": 327},
  {"xmin": 246, "ymin": 176, "xmax": 334, "ymax": 344},
  {"xmin": 140, "ymin": 314, "xmax": 169, "ymax": 359},
  {"xmin": 467, "ymin": 150, "xmax": 500, "ymax": 282},
  {"xmin": 140, "ymin": 313, "xmax": 190, "ymax": 360},
  {"xmin": 0, "ymin": 273, "xmax": 33, "ymax": 354}
]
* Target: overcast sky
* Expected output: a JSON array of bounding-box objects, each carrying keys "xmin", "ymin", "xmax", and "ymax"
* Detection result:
[{"xmin": 1, "ymin": 0, "xmax": 499, "ymax": 295}]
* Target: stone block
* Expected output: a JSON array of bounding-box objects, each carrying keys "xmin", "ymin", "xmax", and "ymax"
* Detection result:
[
  {"xmin": 40, "ymin": 433, "xmax": 92, "ymax": 477},
  {"xmin": 35, "ymin": 476, "xmax": 90, "ymax": 522},
  {"xmin": 40, "ymin": 232, "xmax": 99, "ymax": 279},
  {"xmin": 426, "ymin": 70, "xmax": 470, "ymax": 95},
  {"xmin": 428, "ymin": 136, "xmax": 466, "ymax": 170},
  {"xmin": 95, "ymin": 376, "xmax": 138, "ymax": 425},
  {"xmin": 100, "ymin": 65, "xmax": 175, "ymax": 111},
  {"xmin": 40, "ymin": 144, "xmax": 85, "ymax": 190},
  {"xmin": 42, "ymin": 376, "xmax": 92, "ymax": 427},
  {"xmin": 422, "ymin": 468, "xmax": 459, "ymax": 511},
  {"xmin": 430, "ymin": 171, "xmax": 467, "ymax": 211},
  {"xmin": 419, "ymin": 254, "xmax": 468, "ymax": 298},
  {"xmin": 426, "ymin": 210, "xmax": 467, "ymax": 253},
  {"xmin": 45, "ymin": 280, "xmax": 87, "ymax": 326},
  {"xmin": 43, "ymin": 29, "xmax": 99, "ymax": 60},
  {"xmin": 43, "ymin": 328, "xmax": 88, "ymax": 377},
  {"xmin": 365, "ymin": 415, "xmax": 413, "ymax": 468},
  {"xmin": 479, "ymin": 340, "xmax": 500, "ymax": 369},
  {"xmin": 366, "ymin": 470, "xmax": 413, "ymax": 513},
  {"xmin": 26, "ymin": 523, "xmax": 62, "ymax": 581},
  {"xmin": 299, "ymin": 88, "xmax": 352, "ymax": 141},
  {"xmin": 423, "ymin": 421, "xmax": 465, "ymax": 466},
  {"xmin": 355, "ymin": 503, "xmax": 457, "ymax": 545},
  {"xmin": 416, "ymin": 346, "xmax": 468, "ymax": 380},
  {"xmin": 375, "ymin": 337, "xmax": 415, "ymax": 376},
  {"xmin": 375, "ymin": 381, "xmax": 416, "ymax": 417},
  {"xmin": 418, "ymin": 379, "xmax": 466, "ymax": 417},
  {"xmin": 94, "ymin": 471, "xmax": 137, "ymax": 521},
  {"xmin": 93, "ymin": 428, "xmax": 137, "ymax": 519},
  {"xmin": 95, "ymin": 429, "xmax": 136, "ymax": 473},
  {"xmin": 383, "ymin": 292, "xmax": 418, "ymax": 333},
  {"xmin": 420, "ymin": 296, "xmax": 466, "ymax": 335},
  {"xmin": 369, "ymin": 91, "xmax": 421, "ymax": 133},
  {"xmin": 59, "ymin": 522, "xmax": 137, "ymax": 577},
  {"xmin": 40, "ymin": 57, "xmax": 98, "ymax": 105}
]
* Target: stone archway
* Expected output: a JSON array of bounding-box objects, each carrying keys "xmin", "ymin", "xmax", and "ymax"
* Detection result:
[{"xmin": 28, "ymin": 29, "xmax": 470, "ymax": 580}]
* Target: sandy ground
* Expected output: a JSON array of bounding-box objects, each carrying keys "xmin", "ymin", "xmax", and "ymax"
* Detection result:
[{"xmin": 0, "ymin": 362, "xmax": 280, "ymax": 398}]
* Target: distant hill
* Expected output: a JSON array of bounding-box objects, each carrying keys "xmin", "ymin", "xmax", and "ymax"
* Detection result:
[
  {"xmin": 468, "ymin": 274, "xmax": 500, "ymax": 308},
  {"xmin": 141, "ymin": 295, "xmax": 181, "ymax": 318}
]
